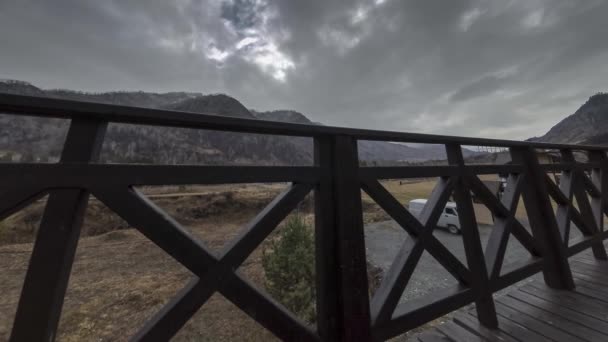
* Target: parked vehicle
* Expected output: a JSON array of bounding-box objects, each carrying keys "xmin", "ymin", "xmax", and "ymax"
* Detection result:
[{"xmin": 408, "ymin": 199, "xmax": 461, "ymax": 234}]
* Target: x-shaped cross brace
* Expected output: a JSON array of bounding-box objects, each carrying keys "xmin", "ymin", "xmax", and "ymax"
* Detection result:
[
  {"xmin": 465, "ymin": 173, "xmax": 541, "ymax": 280},
  {"xmin": 92, "ymin": 183, "xmax": 318, "ymax": 341},
  {"xmin": 361, "ymin": 177, "xmax": 470, "ymax": 325}
]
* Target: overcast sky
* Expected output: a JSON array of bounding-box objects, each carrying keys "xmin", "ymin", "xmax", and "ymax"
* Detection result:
[{"xmin": 1, "ymin": 0, "xmax": 608, "ymax": 140}]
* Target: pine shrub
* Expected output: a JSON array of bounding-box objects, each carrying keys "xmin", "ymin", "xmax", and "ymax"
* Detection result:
[{"xmin": 262, "ymin": 215, "xmax": 316, "ymax": 323}]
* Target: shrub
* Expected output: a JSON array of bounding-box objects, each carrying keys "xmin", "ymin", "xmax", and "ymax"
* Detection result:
[{"xmin": 262, "ymin": 215, "xmax": 316, "ymax": 323}]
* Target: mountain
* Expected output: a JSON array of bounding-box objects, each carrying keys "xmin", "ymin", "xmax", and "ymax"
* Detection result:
[
  {"xmin": 0, "ymin": 79, "xmax": 473, "ymax": 164},
  {"xmin": 250, "ymin": 109, "xmax": 459, "ymax": 161},
  {"xmin": 165, "ymin": 94, "xmax": 255, "ymax": 119},
  {"xmin": 252, "ymin": 110, "xmax": 315, "ymax": 125},
  {"xmin": 531, "ymin": 93, "xmax": 608, "ymax": 144}
]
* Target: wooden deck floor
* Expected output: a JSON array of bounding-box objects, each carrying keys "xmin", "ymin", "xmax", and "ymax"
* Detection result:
[{"xmin": 412, "ymin": 249, "xmax": 608, "ymax": 342}]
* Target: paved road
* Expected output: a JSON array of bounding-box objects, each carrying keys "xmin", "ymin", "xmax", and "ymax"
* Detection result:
[{"xmin": 364, "ymin": 219, "xmax": 557, "ymax": 301}]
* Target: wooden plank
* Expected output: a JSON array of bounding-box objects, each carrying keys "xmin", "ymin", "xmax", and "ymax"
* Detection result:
[
  {"xmin": 467, "ymin": 173, "xmax": 517, "ymax": 218},
  {"xmin": 468, "ymin": 311, "xmax": 547, "ymax": 342},
  {"xmin": 5, "ymin": 93, "xmax": 608, "ymax": 150},
  {"xmin": 218, "ymin": 184, "xmax": 313, "ymax": 266},
  {"xmin": 465, "ymin": 163, "xmax": 524, "ymax": 175},
  {"xmin": 137, "ymin": 262, "xmax": 321, "ymax": 341},
  {"xmin": 0, "ymin": 186, "xmax": 46, "ymax": 220},
  {"xmin": 581, "ymin": 171, "xmax": 602, "ymax": 198},
  {"xmin": 453, "ymin": 312, "xmax": 518, "ymax": 342},
  {"xmin": 543, "ymin": 172, "xmax": 593, "ymax": 246},
  {"xmin": 567, "ymin": 234, "xmax": 608, "ymax": 257},
  {"xmin": 359, "ymin": 164, "xmax": 528, "ymax": 180},
  {"xmin": 571, "ymin": 267, "xmax": 608, "ymax": 285},
  {"xmin": 10, "ymin": 118, "xmax": 107, "ymax": 342},
  {"xmin": 492, "ymin": 258, "xmax": 543, "ymax": 292},
  {"xmin": 416, "ymin": 330, "xmax": 451, "ymax": 342},
  {"xmin": 495, "ymin": 301, "xmax": 584, "ymax": 342},
  {"xmin": 574, "ymin": 260, "xmax": 606, "ymax": 282},
  {"xmin": 93, "ymin": 187, "xmax": 217, "ymax": 274},
  {"xmin": 569, "ymin": 265, "xmax": 608, "ymax": 284},
  {"xmin": 545, "ymin": 173, "xmax": 571, "ymax": 205},
  {"xmin": 133, "ymin": 195, "xmax": 321, "ymax": 341},
  {"xmin": 571, "ymin": 257, "xmax": 608, "ymax": 270},
  {"xmin": 330, "ymin": 136, "xmax": 372, "ymax": 341},
  {"xmin": 521, "ymin": 285, "xmax": 608, "ymax": 322},
  {"xmin": 573, "ymin": 177, "xmax": 602, "ymax": 238},
  {"xmin": 436, "ymin": 321, "xmax": 486, "ymax": 342},
  {"xmin": 370, "ymin": 177, "xmax": 455, "ymax": 324},
  {"xmin": 572, "ymin": 281, "xmax": 608, "ymax": 304},
  {"xmin": 103, "ymin": 184, "xmax": 313, "ymax": 340},
  {"xmin": 571, "ymin": 269, "xmax": 608, "ymax": 287},
  {"xmin": 372, "ymin": 286, "xmax": 475, "ymax": 341},
  {"xmin": 497, "ymin": 294, "xmax": 603, "ymax": 342},
  {"xmin": 510, "ymin": 147, "xmax": 574, "ymax": 290},
  {"xmin": 484, "ymin": 218, "xmax": 514, "ymax": 281},
  {"xmin": 570, "ymin": 260, "xmax": 608, "ymax": 277},
  {"xmin": 508, "ymin": 289, "xmax": 608, "ymax": 336},
  {"xmin": 573, "ymin": 264, "xmax": 608, "ymax": 281},
  {"xmin": 447, "ymin": 144, "xmax": 497, "ymax": 328},
  {"xmin": 0, "ymin": 163, "xmax": 321, "ymax": 187},
  {"xmin": 575, "ymin": 279, "xmax": 608, "ymax": 298},
  {"xmin": 589, "ymin": 151, "xmax": 607, "ymax": 235},
  {"xmin": 361, "ymin": 179, "xmax": 470, "ymax": 285},
  {"xmin": 541, "ymin": 163, "xmax": 602, "ymax": 172},
  {"xmin": 370, "ymin": 235, "xmax": 424, "ymax": 324},
  {"xmin": 574, "ymin": 251, "xmax": 598, "ymax": 260},
  {"xmin": 571, "ymin": 271, "xmax": 608, "ymax": 289},
  {"xmin": 562, "ymin": 150, "xmax": 608, "ymax": 259},
  {"xmin": 508, "ymin": 220, "xmax": 541, "ymax": 256},
  {"xmin": 475, "ymin": 173, "xmax": 528, "ymax": 279},
  {"xmin": 313, "ymin": 136, "xmax": 339, "ymax": 342},
  {"xmin": 219, "ymin": 273, "xmax": 319, "ymax": 342},
  {"xmin": 526, "ymin": 283, "xmax": 608, "ymax": 311},
  {"xmin": 575, "ymin": 252, "xmax": 608, "ymax": 264},
  {"xmin": 131, "ymin": 278, "xmax": 215, "ymax": 341},
  {"xmin": 557, "ymin": 164, "xmax": 575, "ymax": 243},
  {"xmin": 358, "ymin": 165, "xmax": 458, "ymax": 179},
  {"xmin": 572, "ymin": 254, "xmax": 608, "ymax": 265}
]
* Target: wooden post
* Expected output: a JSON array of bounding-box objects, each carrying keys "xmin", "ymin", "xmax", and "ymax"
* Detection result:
[
  {"xmin": 10, "ymin": 119, "xmax": 107, "ymax": 342},
  {"xmin": 314, "ymin": 136, "xmax": 340, "ymax": 342},
  {"xmin": 510, "ymin": 147, "xmax": 574, "ymax": 290},
  {"xmin": 563, "ymin": 149, "xmax": 608, "ymax": 259},
  {"xmin": 314, "ymin": 135, "xmax": 372, "ymax": 341},
  {"xmin": 590, "ymin": 151, "xmax": 608, "ymax": 249},
  {"xmin": 446, "ymin": 144, "xmax": 498, "ymax": 329}
]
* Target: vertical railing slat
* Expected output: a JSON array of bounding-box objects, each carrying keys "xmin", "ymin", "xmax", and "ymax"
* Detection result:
[
  {"xmin": 586, "ymin": 151, "xmax": 608, "ymax": 259},
  {"xmin": 314, "ymin": 135, "xmax": 372, "ymax": 341},
  {"xmin": 445, "ymin": 144, "xmax": 498, "ymax": 329},
  {"xmin": 10, "ymin": 119, "xmax": 107, "ymax": 342},
  {"xmin": 510, "ymin": 147, "xmax": 575, "ymax": 290},
  {"xmin": 314, "ymin": 136, "xmax": 340, "ymax": 342}
]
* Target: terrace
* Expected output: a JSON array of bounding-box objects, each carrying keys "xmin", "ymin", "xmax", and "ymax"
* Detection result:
[{"xmin": 2, "ymin": 93, "xmax": 608, "ymax": 341}]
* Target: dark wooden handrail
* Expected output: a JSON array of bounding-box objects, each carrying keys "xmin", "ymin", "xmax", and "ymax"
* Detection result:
[
  {"xmin": 2, "ymin": 93, "xmax": 608, "ymax": 341},
  {"xmin": 2, "ymin": 92, "xmax": 608, "ymax": 150}
]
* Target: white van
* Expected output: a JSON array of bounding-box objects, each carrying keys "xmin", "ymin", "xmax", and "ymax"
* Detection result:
[{"xmin": 408, "ymin": 199, "xmax": 461, "ymax": 234}]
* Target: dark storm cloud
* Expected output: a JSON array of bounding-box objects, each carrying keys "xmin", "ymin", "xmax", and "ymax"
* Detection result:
[
  {"xmin": 449, "ymin": 73, "xmax": 516, "ymax": 102},
  {"xmin": 221, "ymin": 0, "xmax": 264, "ymax": 31},
  {"xmin": 1, "ymin": 0, "xmax": 608, "ymax": 140}
]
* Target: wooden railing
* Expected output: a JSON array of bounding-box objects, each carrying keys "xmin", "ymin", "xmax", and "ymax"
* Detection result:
[{"xmin": 2, "ymin": 93, "xmax": 608, "ymax": 341}]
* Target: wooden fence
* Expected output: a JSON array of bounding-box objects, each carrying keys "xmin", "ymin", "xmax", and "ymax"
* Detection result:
[{"xmin": 1, "ymin": 93, "xmax": 608, "ymax": 341}]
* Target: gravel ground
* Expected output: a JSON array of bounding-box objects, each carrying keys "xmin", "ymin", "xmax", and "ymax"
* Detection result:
[{"xmin": 364, "ymin": 218, "xmax": 564, "ymax": 301}]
